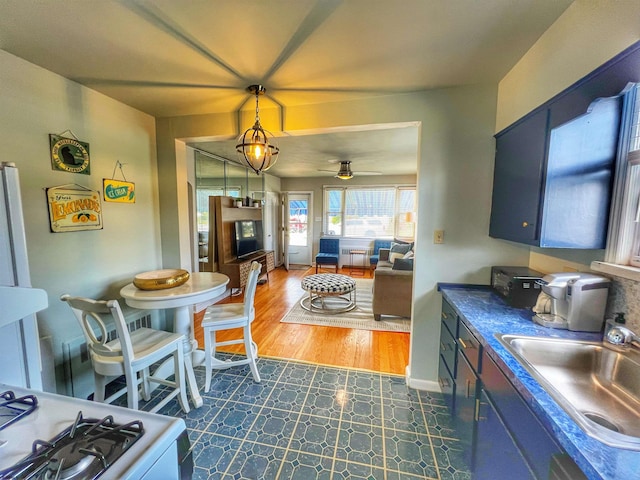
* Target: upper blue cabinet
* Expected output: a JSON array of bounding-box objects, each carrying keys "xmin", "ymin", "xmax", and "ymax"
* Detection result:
[{"xmin": 489, "ymin": 42, "xmax": 640, "ymax": 248}]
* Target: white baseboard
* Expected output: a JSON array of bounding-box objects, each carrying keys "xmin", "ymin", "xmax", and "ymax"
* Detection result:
[{"xmin": 405, "ymin": 365, "xmax": 441, "ymax": 392}]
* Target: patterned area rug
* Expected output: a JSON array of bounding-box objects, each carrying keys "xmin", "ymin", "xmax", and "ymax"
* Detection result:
[{"xmin": 280, "ymin": 278, "xmax": 411, "ymax": 332}]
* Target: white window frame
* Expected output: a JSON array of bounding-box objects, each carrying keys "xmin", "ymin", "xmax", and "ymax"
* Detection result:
[
  {"xmin": 322, "ymin": 185, "xmax": 416, "ymax": 239},
  {"xmin": 592, "ymin": 83, "xmax": 640, "ymax": 280}
]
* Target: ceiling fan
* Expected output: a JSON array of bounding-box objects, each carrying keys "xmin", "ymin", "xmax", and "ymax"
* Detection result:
[{"xmin": 318, "ymin": 160, "xmax": 382, "ymax": 180}]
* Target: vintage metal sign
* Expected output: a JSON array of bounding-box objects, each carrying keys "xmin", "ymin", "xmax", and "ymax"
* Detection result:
[
  {"xmin": 49, "ymin": 134, "xmax": 91, "ymax": 174},
  {"xmin": 46, "ymin": 186, "xmax": 103, "ymax": 232},
  {"xmin": 103, "ymin": 179, "xmax": 135, "ymax": 203}
]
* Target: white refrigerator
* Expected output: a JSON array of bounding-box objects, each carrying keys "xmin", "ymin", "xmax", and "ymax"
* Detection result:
[{"xmin": 0, "ymin": 162, "xmax": 48, "ymax": 389}]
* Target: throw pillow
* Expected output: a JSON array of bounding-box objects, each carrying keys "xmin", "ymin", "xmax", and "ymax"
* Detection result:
[
  {"xmin": 403, "ymin": 249, "xmax": 414, "ymax": 259},
  {"xmin": 392, "ymin": 258, "xmax": 414, "ymax": 271},
  {"xmin": 389, "ymin": 252, "xmax": 405, "ymax": 263},
  {"xmin": 390, "ymin": 242, "xmax": 412, "ymax": 255},
  {"xmin": 389, "ymin": 242, "xmax": 412, "ymax": 264}
]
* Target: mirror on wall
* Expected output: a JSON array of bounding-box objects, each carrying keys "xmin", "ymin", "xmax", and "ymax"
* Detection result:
[{"xmin": 194, "ymin": 151, "xmax": 264, "ymax": 271}]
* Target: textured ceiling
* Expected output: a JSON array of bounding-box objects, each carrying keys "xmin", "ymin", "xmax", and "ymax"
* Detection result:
[{"xmin": 0, "ymin": 0, "xmax": 572, "ymax": 177}]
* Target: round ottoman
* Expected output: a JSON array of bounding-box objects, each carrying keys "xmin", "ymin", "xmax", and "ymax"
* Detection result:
[{"xmin": 300, "ymin": 273, "xmax": 357, "ymax": 314}]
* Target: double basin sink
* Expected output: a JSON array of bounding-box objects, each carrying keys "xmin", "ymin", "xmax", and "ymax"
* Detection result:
[{"xmin": 497, "ymin": 334, "xmax": 640, "ymax": 450}]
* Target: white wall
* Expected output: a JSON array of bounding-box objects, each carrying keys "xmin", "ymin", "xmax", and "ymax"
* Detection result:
[
  {"xmin": 0, "ymin": 50, "xmax": 161, "ymax": 393},
  {"xmin": 496, "ymin": 0, "xmax": 640, "ymax": 274},
  {"xmin": 156, "ymin": 87, "xmax": 531, "ymax": 385}
]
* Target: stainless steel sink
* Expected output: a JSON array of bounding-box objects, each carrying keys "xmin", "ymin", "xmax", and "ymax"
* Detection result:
[{"xmin": 496, "ymin": 334, "xmax": 640, "ymax": 450}]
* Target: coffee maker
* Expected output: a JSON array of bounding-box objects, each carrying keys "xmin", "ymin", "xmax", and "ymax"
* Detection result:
[{"xmin": 533, "ymin": 272, "xmax": 610, "ymax": 332}]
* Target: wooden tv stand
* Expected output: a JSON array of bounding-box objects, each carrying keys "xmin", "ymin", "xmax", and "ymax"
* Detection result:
[
  {"xmin": 219, "ymin": 250, "xmax": 275, "ymax": 289},
  {"xmin": 213, "ymin": 196, "xmax": 275, "ymax": 289}
]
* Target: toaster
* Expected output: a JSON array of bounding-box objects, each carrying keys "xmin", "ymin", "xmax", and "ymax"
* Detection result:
[{"xmin": 491, "ymin": 266, "xmax": 544, "ymax": 308}]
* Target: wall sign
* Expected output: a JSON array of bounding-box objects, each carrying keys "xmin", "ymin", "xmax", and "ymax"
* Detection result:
[
  {"xmin": 49, "ymin": 134, "xmax": 91, "ymax": 175},
  {"xmin": 103, "ymin": 179, "xmax": 135, "ymax": 203},
  {"xmin": 46, "ymin": 185, "xmax": 103, "ymax": 232}
]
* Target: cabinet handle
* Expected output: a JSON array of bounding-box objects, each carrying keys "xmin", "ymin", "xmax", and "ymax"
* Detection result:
[
  {"xmin": 442, "ymin": 312, "xmax": 448, "ymax": 319},
  {"xmin": 438, "ymin": 377, "xmax": 450, "ymax": 389},
  {"xmin": 459, "ymin": 338, "xmax": 476, "ymax": 350},
  {"xmin": 440, "ymin": 342, "xmax": 449, "ymax": 351},
  {"xmin": 466, "ymin": 379, "xmax": 472, "ymax": 398},
  {"xmin": 522, "ymin": 221, "xmax": 529, "ymax": 227},
  {"xmin": 474, "ymin": 399, "xmax": 488, "ymax": 422}
]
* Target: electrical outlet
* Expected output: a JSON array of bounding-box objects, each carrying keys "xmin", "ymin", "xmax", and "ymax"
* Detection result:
[{"xmin": 434, "ymin": 229, "xmax": 444, "ymax": 244}]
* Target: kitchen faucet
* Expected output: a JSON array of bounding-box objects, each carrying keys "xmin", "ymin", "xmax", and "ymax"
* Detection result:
[{"xmin": 605, "ymin": 325, "xmax": 640, "ymax": 349}]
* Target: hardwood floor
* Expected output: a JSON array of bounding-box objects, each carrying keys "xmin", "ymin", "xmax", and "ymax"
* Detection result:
[{"xmin": 193, "ymin": 265, "xmax": 410, "ymax": 375}]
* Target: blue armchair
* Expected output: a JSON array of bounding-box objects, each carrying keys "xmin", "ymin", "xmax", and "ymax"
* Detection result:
[
  {"xmin": 315, "ymin": 238, "xmax": 340, "ymax": 273},
  {"xmin": 370, "ymin": 239, "xmax": 392, "ymax": 270}
]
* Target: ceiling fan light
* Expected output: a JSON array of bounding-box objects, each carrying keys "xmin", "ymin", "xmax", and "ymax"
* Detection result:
[
  {"xmin": 335, "ymin": 161, "xmax": 353, "ymax": 180},
  {"xmin": 235, "ymin": 84, "xmax": 279, "ymax": 175}
]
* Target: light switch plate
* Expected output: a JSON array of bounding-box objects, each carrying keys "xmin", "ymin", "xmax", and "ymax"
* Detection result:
[{"xmin": 434, "ymin": 230, "xmax": 444, "ymax": 244}]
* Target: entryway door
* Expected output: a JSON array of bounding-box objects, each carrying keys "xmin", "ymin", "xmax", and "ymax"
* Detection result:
[{"xmin": 282, "ymin": 192, "xmax": 312, "ymax": 269}]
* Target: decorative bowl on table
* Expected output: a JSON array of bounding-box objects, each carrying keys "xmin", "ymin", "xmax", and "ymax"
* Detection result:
[{"xmin": 133, "ymin": 269, "xmax": 190, "ymax": 290}]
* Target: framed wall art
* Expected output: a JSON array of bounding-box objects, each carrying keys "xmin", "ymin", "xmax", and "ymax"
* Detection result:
[
  {"xmin": 49, "ymin": 132, "xmax": 91, "ymax": 175},
  {"xmin": 46, "ymin": 184, "xmax": 103, "ymax": 232}
]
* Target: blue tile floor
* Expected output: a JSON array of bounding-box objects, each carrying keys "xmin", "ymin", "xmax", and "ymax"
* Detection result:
[{"xmin": 135, "ymin": 355, "xmax": 471, "ymax": 480}]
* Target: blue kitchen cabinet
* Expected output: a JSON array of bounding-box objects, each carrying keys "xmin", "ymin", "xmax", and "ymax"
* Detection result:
[
  {"xmin": 489, "ymin": 108, "xmax": 549, "ymax": 244},
  {"xmin": 489, "ymin": 42, "xmax": 638, "ymax": 248},
  {"xmin": 490, "ymin": 95, "xmax": 621, "ymax": 248},
  {"xmin": 437, "ymin": 297, "xmax": 586, "ymax": 479},
  {"xmin": 453, "ymin": 349, "xmax": 478, "ymax": 467},
  {"xmin": 438, "ymin": 299, "xmax": 458, "ymax": 411},
  {"xmin": 474, "ymin": 389, "xmax": 534, "ymax": 480}
]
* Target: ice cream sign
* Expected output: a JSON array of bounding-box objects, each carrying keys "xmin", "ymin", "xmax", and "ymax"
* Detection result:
[
  {"xmin": 46, "ymin": 185, "xmax": 103, "ymax": 232},
  {"xmin": 103, "ymin": 179, "xmax": 135, "ymax": 203}
]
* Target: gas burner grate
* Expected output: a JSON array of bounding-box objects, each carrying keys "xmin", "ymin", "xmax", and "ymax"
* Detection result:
[
  {"xmin": 0, "ymin": 411, "xmax": 144, "ymax": 480},
  {"xmin": 0, "ymin": 390, "xmax": 38, "ymax": 431}
]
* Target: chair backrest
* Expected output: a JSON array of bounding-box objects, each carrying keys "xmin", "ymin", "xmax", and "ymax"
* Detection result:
[
  {"xmin": 319, "ymin": 238, "xmax": 340, "ymax": 254},
  {"xmin": 243, "ymin": 261, "xmax": 262, "ymax": 319},
  {"xmin": 373, "ymin": 239, "xmax": 392, "ymax": 255},
  {"xmin": 60, "ymin": 294, "xmax": 134, "ymax": 364}
]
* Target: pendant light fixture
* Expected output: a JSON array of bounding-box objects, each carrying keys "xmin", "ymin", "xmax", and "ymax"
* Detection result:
[
  {"xmin": 335, "ymin": 161, "xmax": 353, "ymax": 180},
  {"xmin": 236, "ymin": 85, "xmax": 280, "ymax": 175}
]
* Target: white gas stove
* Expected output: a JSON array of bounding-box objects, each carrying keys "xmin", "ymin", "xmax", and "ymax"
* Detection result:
[{"xmin": 0, "ymin": 384, "xmax": 192, "ymax": 479}]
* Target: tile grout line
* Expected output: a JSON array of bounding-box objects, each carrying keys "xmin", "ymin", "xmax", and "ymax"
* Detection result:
[
  {"xmin": 327, "ymin": 368, "xmax": 351, "ymax": 477},
  {"xmin": 379, "ymin": 374, "xmax": 389, "ymax": 480},
  {"xmin": 273, "ymin": 361, "xmax": 320, "ymax": 479},
  {"xmin": 183, "ymin": 369, "xmax": 248, "ymax": 454},
  {"xmin": 419, "ymin": 392, "xmax": 442, "ymax": 480},
  {"xmin": 216, "ymin": 358, "xmax": 288, "ymax": 479}
]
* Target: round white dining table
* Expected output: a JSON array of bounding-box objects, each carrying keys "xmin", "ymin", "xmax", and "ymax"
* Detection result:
[{"xmin": 120, "ymin": 272, "xmax": 229, "ymax": 408}]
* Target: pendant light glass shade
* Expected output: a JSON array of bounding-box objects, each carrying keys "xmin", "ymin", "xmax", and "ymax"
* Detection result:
[
  {"xmin": 236, "ymin": 85, "xmax": 279, "ymax": 175},
  {"xmin": 335, "ymin": 161, "xmax": 353, "ymax": 180}
]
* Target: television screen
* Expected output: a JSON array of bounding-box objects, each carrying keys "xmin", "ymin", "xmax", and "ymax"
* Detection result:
[{"xmin": 235, "ymin": 220, "xmax": 264, "ymax": 258}]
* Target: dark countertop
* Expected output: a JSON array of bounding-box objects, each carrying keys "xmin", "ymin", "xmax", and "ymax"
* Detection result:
[{"xmin": 438, "ymin": 284, "xmax": 640, "ymax": 480}]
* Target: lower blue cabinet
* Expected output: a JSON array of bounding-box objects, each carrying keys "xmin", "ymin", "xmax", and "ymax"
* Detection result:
[
  {"xmin": 453, "ymin": 350, "xmax": 478, "ymax": 467},
  {"xmin": 474, "ymin": 388, "xmax": 535, "ymax": 479}
]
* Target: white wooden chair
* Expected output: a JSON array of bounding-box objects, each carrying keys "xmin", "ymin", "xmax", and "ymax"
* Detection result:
[
  {"xmin": 60, "ymin": 294, "xmax": 190, "ymax": 414},
  {"xmin": 201, "ymin": 261, "xmax": 262, "ymax": 392}
]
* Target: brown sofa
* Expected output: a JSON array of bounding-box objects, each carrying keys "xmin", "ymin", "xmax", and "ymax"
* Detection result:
[{"xmin": 372, "ymin": 248, "xmax": 413, "ymax": 321}]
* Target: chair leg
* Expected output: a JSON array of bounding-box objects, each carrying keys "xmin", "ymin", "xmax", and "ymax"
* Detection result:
[
  {"xmin": 94, "ymin": 373, "xmax": 107, "ymax": 403},
  {"xmin": 174, "ymin": 343, "xmax": 190, "ymax": 414},
  {"xmin": 244, "ymin": 325, "xmax": 261, "ymax": 383},
  {"xmin": 204, "ymin": 328, "xmax": 214, "ymax": 393},
  {"xmin": 125, "ymin": 368, "xmax": 139, "ymax": 410},
  {"xmin": 141, "ymin": 366, "xmax": 151, "ymax": 401}
]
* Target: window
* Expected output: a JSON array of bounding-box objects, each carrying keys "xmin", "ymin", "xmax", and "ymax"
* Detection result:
[
  {"xmin": 323, "ymin": 186, "xmax": 416, "ymax": 239},
  {"xmin": 600, "ymin": 84, "xmax": 640, "ymax": 272}
]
